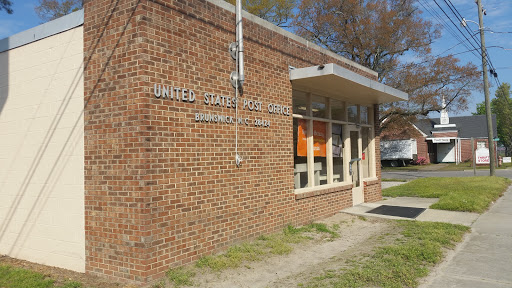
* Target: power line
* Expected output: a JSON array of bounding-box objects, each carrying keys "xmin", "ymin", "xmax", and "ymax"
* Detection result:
[
  {"xmin": 446, "ymin": 0, "xmax": 501, "ymax": 87},
  {"xmin": 487, "ymin": 30, "xmax": 512, "ymax": 34},
  {"xmin": 433, "ymin": 0, "xmax": 483, "ymax": 60},
  {"xmin": 392, "ymin": 47, "xmax": 484, "ymax": 72},
  {"xmin": 441, "ymin": 0, "xmax": 501, "ymax": 87},
  {"xmin": 419, "ymin": 0, "xmax": 482, "ymax": 61},
  {"xmin": 419, "ymin": 0, "xmax": 499, "ymax": 86}
]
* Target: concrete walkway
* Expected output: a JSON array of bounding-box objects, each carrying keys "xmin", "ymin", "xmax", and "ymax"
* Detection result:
[
  {"xmin": 342, "ymin": 195, "xmax": 480, "ymax": 226},
  {"xmin": 342, "ymin": 183, "xmax": 512, "ymax": 287}
]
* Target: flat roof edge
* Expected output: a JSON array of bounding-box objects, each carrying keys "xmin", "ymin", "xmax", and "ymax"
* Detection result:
[
  {"xmin": 206, "ymin": 0, "xmax": 377, "ymax": 77},
  {"xmin": 0, "ymin": 9, "xmax": 84, "ymax": 53},
  {"xmin": 290, "ymin": 63, "xmax": 408, "ymax": 102}
]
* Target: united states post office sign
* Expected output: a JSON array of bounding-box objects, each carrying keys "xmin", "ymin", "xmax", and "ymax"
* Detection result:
[{"xmin": 153, "ymin": 83, "xmax": 291, "ymax": 128}]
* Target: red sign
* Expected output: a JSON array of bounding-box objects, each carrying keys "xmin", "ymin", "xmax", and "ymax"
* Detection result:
[
  {"xmin": 313, "ymin": 121, "xmax": 326, "ymax": 157},
  {"xmin": 476, "ymin": 148, "xmax": 490, "ymax": 164},
  {"xmin": 297, "ymin": 119, "xmax": 307, "ymax": 156},
  {"xmin": 297, "ymin": 120, "xmax": 326, "ymax": 157}
]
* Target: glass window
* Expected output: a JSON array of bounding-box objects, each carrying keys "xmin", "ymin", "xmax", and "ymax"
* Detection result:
[
  {"xmin": 292, "ymin": 90, "xmax": 374, "ymax": 191},
  {"xmin": 360, "ymin": 106, "xmax": 369, "ymax": 124},
  {"xmin": 293, "ymin": 91, "xmax": 308, "ymax": 116},
  {"xmin": 331, "ymin": 99, "xmax": 345, "ymax": 121},
  {"xmin": 313, "ymin": 121, "xmax": 327, "ymax": 157},
  {"xmin": 313, "ymin": 121, "xmax": 327, "ymax": 185},
  {"xmin": 294, "ymin": 118, "xmax": 309, "ymax": 189},
  {"xmin": 312, "ymin": 95, "xmax": 327, "ymax": 118},
  {"xmin": 332, "ymin": 124, "xmax": 344, "ymax": 183},
  {"xmin": 348, "ymin": 104, "xmax": 358, "ymax": 123}
]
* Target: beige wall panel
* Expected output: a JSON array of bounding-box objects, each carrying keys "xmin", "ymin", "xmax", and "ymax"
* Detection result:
[{"xmin": 0, "ymin": 27, "xmax": 85, "ymax": 272}]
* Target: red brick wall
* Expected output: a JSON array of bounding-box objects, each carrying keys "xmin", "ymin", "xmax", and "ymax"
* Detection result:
[
  {"xmin": 432, "ymin": 131, "xmax": 458, "ymax": 138},
  {"xmin": 416, "ymin": 136, "xmax": 430, "ymax": 164},
  {"xmin": 83, "ymin": 0, "xmax": 379, "ymax": 282},
  {"xmin": 83, "ymin": 0, "xmax": 150, "ymax": 281},
  {"xmin": 460, "ymin": 139, "xmax": 473, "ymax": 162},
  {"xmin": 364, "ymin": 179, "xmax": 381, "ymax": 202}
]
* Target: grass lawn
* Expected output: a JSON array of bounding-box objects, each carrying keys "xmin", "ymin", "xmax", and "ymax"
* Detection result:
[
  {"xmin": 383, "ymin": 176, "xmax": 511, "ymax": 213},
  {"xmin": 164, "ymin": 220, "xmax": 469, "ymax": 288},
  {"xmin": 0, "ymin": 265, "xmax": 82, "ymax": 288},
  {"xmin": 162, "ymin": 223, "xmax": 340, "ymax": 287},
  {"xmin": 305, "ymin": 221, "xmax": 469, "ymax": 288}
]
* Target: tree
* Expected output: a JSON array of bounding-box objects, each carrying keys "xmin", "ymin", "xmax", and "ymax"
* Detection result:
[
  {"xmin": 34, "ymin": 0, "xmax": 82, "ymax": 22},
  {"xmin": 381, "ymin": 55, "xmax": 480, "ymax": 128},
  {"xmin": 0, "ymin": 0, "xmax": 13, "ymax": 14},
  {"xmin": 292, "ymin": 0, "xmax": 439, "ymax": 79},
  {"xmin": 291, "ymin": 0, "xmax": 481, "ymax": 126},
  {"xmin": 475, "ymin": 83, "xmax": 512, "ymax": 156},
  {"xmin": 473, "ymin": 102, "xmax": 486, "ymax": 115},
  {"xmin": 225, "ymin": 0, "xmax": 295, "ymax": 27}
]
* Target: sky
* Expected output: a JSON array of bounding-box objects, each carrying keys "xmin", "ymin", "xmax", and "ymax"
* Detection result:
[
  {"xmin": 416, "ymin": 0, "xmax": 512, "ymax": 117},
  {"xmin": 1, "ymin": 0, "xmax": 511, "ymax": 117},
  {"xmin": 0, "ymin": 0, "xmax": 40, "ymax": 39}
]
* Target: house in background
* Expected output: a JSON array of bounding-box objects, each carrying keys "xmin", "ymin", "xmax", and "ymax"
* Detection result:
[{"xmin": 381, "ymin": 104, "xmax": 497, "ymax": 165}]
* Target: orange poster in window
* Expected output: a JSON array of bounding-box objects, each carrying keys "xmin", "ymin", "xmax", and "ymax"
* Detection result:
[
  {"xmin": 297, "ymin": 119, "xmax": 308, "ymax": 156},
  {"xmin": 313, "ymin": 121, "xmax": 326, "ymax": 157}
]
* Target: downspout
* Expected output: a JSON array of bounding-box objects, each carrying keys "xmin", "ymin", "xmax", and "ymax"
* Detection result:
[
  {"xmin": 236, "ymin": 0, "xmax": 244, "ymax": 85},
  {"xmin": 234, "ymin": 0, "xmax": 244, "ymax": 167}
]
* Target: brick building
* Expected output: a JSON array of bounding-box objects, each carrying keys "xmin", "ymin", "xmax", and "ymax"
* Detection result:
[
  {"xmin": 0, "ymin": 0, "xmax": 406, "ymax": 283},
  {"xmin": 381, "ymin": 104, "xmax": 497, "ymax": 164}
]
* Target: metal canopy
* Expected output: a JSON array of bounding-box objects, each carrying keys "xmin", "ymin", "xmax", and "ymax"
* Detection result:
[{"xmin": 290, "ymin": 63, "xmax": 408, "ymax": 105}]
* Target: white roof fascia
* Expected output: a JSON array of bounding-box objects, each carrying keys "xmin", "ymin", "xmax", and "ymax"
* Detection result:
[
  {"xmin": 0, "ymin": 9, "xmax": 84, "ymax": 53},
  {"xmin": 432, "ymin": 130, "xmax": 458, "ymax": 133},
  {"xmin": 289, "ymin": 63, "xmax": 408, "ymax": 105}
]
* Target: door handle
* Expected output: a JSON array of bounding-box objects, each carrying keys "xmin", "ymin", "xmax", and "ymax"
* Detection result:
[{"xmin": 349, "ymin": 158, "xmax": 361, "ymax": 175}]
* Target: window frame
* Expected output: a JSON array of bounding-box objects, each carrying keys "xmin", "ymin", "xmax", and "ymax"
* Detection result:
[{"xmin": 292, "ymin": 90, "xmax": 376, "ymax": 192}]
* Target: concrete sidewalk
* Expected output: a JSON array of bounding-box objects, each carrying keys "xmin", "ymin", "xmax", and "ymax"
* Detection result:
[{"xmin": 420, "ymin": 185, "xmax": 512, "ymax": 288}]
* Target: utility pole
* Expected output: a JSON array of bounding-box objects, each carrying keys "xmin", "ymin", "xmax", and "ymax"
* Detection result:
[{"xmin": 476, "ymin": 0, "xmax": 495, "ymax": 176}]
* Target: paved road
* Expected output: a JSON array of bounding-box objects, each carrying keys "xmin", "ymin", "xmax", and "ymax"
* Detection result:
[{"xmin": 382, "ymin": 169, "xmax": 512, "ymax": 180}]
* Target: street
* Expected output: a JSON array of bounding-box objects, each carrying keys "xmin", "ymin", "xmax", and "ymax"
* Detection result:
[{"xmin": 383, "ymin": 169, "xmax": 512, "ymax": 180}]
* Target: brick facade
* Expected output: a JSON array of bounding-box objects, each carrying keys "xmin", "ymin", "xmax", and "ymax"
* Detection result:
[
  {"xmin": 83, "ymin": 0, "xmax": 382, "ymax": 282},
  {"xmin": 432, "ymin": 131, "xmax": 458, "ymax": 138},
  {"xmin": 460, "ymin": 138, "xmax": 473, "ymax": 162},
  {"xmin": 416, "ymin": 136, "xmax": 430, "ymax": 163},
  {"xmin": 364, "ymin": 179, "xmax": 381, "ymax": 202}
]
